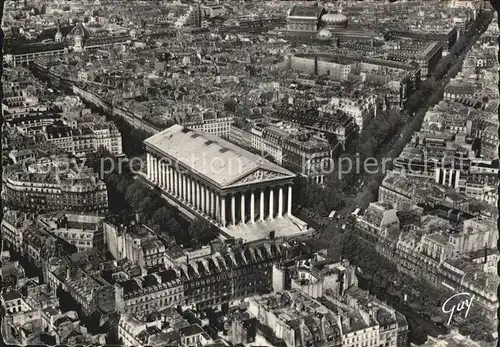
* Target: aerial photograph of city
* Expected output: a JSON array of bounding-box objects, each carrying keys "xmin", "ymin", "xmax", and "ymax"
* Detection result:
[{"xmin": 0, "ymin": 0, "xmax": 498, "ymax": 346}]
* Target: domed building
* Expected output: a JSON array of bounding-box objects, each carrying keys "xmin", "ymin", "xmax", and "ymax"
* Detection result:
[
  {"xmin": 6, "ymin": 20, "xmax": 132, "ymax": 67},
  {"xmin": 320, "ymin": 13, "xmax": 348, "ymax": 29},
  {"xmin": 66, "ymin": 22, "xmax": 92, "ymax": 51},
  {"xmin": 66, "ymin": 22, "xmax": 92, "ymax": 39},
  {"xmin": 318, "ymin": 28, "xmax": 332, "ymax": 38}
]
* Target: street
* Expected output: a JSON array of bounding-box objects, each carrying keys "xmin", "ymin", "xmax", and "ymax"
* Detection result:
[
  {"xmin": 312, "ymin": 21, "xmax": 489, "ymax": 344},
  {"xmin": 358, "ymin": 276, "xmax": 448, "ymax": 345},
  {"xmin": 344, "ymin": 22, "xmax": 486, "ymax": 215}
]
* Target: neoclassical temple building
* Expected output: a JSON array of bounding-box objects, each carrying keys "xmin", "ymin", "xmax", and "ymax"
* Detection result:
[{"xmin": 144, "ymin": 125, "xmax": 311, "ymax": 242}]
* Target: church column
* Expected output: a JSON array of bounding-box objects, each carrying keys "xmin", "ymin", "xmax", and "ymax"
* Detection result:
[
  {"xmin": 182, "ymin": 174, "xmax": 187, "ymax": 201},
  {"xmin": 221, "ymin": 196, "xmax": 226, "ymax": 226},
  {"xmin": 166, "ymin": 165, "xmax": 170, "ymax": 190},
  {"xmin": 160, "ymin": 162, "xmax": 164, "ymax": 188},
  {"xmin": 177, "ymin": 171, "xmax": 182, "ymax": 200},
  {"xmin": 204, "ymin": 186, "xmax": 209, "ymax": 214},
  {"xmin": 287, "ymin": 185, "xmax": 293, "ymax": 216},
  {"xmin": 177, "ymin": 171, "xmax": 182, "ymax": 197},
  {"xmin": 231, "ymin": 194, "xmax": 236, "ymax": 226},
  {"xmin": 156, "ymin": 158, "xmax": 160, "ymax": 184},
  {"xmin": 191, "ymin": 181, "xmax": 196, "ymax": 207},
  {"xmin": 168, "ymin": 166, "xmax": 173, "ymax": 193},
  {"xmin": 151, "ymin": 156, "xmax": 156, "ymax": 182},
  {"xmin": 186, "ymin": 176, "xmax": 192, "ymax": 205},
  {"xmin": 156, "ymin": 161, "xmax": 161, "ymax": 187},
  {"xmin": 201, "ymin": 185, "xmax": 206, "ymax": 214},
  {"xmin": 154, "ymin": 157, "xmax": 159, "ymax": 183},
  {"xmin": 260, "ymin": 189, "xmax": 265, "ymax": 222},
  {"xmin": 156, "ymin": 160, "xmax": 161, "ymax": 188},
  {"xmin": 173, "ymin": 170, "xmax": 178, "ymax": 196},
  {"xmin": 205, "ymin": 187, "xmax": 210, "ymax": 215},
  {"xmin": 278, "ymin": 186, "xmax": 283, "ymax": 217},
  {"xmin": 149, "ymin": 154, "xmax": 154, "ymax": 181},
  {"xmin": 269, "ymin": 188, "xmax": 274, "ymax": 219},
  {"xmin": 177, "ymin": 171, "xmax": 182, "ymax": 199},
  {"xmin": 149, "ymin": 155, "xmax": 153, "ymax": 181},
  {"xmin": 161, "ymin": 163, "xmax": 166, "ymax": 189},
  {"xmin": 165, "ymin": 165, "xmax": 170, "ymax": 191},
  {"xmin": 157, "ymin": 161, "xmax": 161, "ymax": 186},
  {"xmin": 196, "ymin": 182, "xmax": 201, "ymax": 211},
  {"xmin": 240, "ymin": 192, "xmax": 246, "ymax": 224},
  {"xmin": 206, "ymin": 189, "xmax": 212, "ymax": 218},
  {"xmin": 146, "ymin": 153, "xmax": 152, "ymax": 180},
  {"xmin": 250, "ymin": 191, "xmax": 255, "ymax": 223},
  {"xmin": 158, "ymin": 160, "xmax": 165, "ymax": 188},
  {"xmin": 189, "ymin": 179, "xmax": 194, "ymax": 206},
  {"xmin": 210, "ymin": 191, "xmax": 216, "ymax": 219},
  {"xmin": 153, "ymin": 157, "xmax": 158, "ymax": 183}
]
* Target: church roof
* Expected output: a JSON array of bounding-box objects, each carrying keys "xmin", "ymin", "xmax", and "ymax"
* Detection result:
[
  {"xmin": 38, "ymin": 26, "xmax": 73, "ymax": 40},
  {"xmin": 318, "ymin": 28, "xmax": 332, "ymax": 38},
  {"xmin": 67, "ymin": 22, "xmax": 92, "ymax": 39},
  {"xmin": 321, "ymin": 13, "xmax": 348, "ymax": 25},
  {"xmin": 144, "ymin": 125, "xmax": 295, "ymax": 189}
]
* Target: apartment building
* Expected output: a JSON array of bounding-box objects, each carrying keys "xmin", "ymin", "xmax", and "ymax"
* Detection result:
[
  {"xmin": 183, "ymin": 114, "xmax": 234, "ymax": 138},
  {"xmin": 2, "ymin": 157, "xmax": 108, "ymax": 213},
  {"xmin": 251, "ymin": 123, "xmax": 333, "ymax": 184},
  {"xmin": 45, "ymin": 122, "xmax": 123, "ymax": 156},
  {"xmin": 37, "ymin": 212, "xmax": 105, "ymax": 252},
  {"xmin": 114, "ymin": 270, "xmax": 184, "ymax": 317},
  {"xmin": 103, "ymin": 221, "xmax": 168, "ymax": 272}
]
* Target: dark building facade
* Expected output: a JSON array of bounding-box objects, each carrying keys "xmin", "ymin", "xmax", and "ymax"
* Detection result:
[{"xmin": 178, "ymin": 241, "xmax": 307, "ymax": 311}]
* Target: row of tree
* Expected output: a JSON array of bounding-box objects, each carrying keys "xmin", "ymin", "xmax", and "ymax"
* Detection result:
[
  {"xmin": 340, "ymin": 230, "xmax": 451, "ymax": 308},
  {"xmin": 356, "ymin": 108, "xmax": 402, "ymax": 161},
  {"xmin": 341, "ymin": 231, "xmax": 496, "ymax": 342},
  {"xmin": 102, "ymin": 111, "xmax": 151, "ymax": 156},
  {"xmin": 457, "ymin": 309, "xmax": 496, "ymax": 342},
  {"xmin": 295, "ymin": 106, "xmax": 404, "ymax": 215},
  {"xmin": 294, "ymin": 177, "xmax": 345, "ymax": 217},
  {"xmin": 406, "ymin": 9, "xmax": 493, "ymax": 115},
  {"xmin": 339, "ymin": 231, "xmax": 398, "ymax": 280},
  {"xmin": 349, "ymin": 10, "xmax": 494, "ymax": 208},
  {"xmin": 106, "ymin": 173, "xmax": 217, "ymax": 248},
  {"xmin": 86, "ymin": 149, "xmax": 217, "ymax": 248}
]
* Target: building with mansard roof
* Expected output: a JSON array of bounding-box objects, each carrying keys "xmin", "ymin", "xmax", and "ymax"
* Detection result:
[
  {"xmin": 2, "ymin": 157, "xmax": 108, "ymax": 213},
  {"xmin": 112, "ymin": 239, "xmax": 303, "ymax": 312},
  {"xmin": 176, "ymin": 240, "xmax": 292, "ymax": 310},
  {"xmin": 4, "ymin": 22, "xmax": 131, "ymax": 67},
  {"xmin": 286, "ymin": 4, "xmax": 326, "ymax": 33}
]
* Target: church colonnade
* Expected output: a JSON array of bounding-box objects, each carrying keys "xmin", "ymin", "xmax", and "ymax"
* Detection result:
[{"xmin": 146, "ymin": 153, "xmax": 292, "ymax": 227}]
